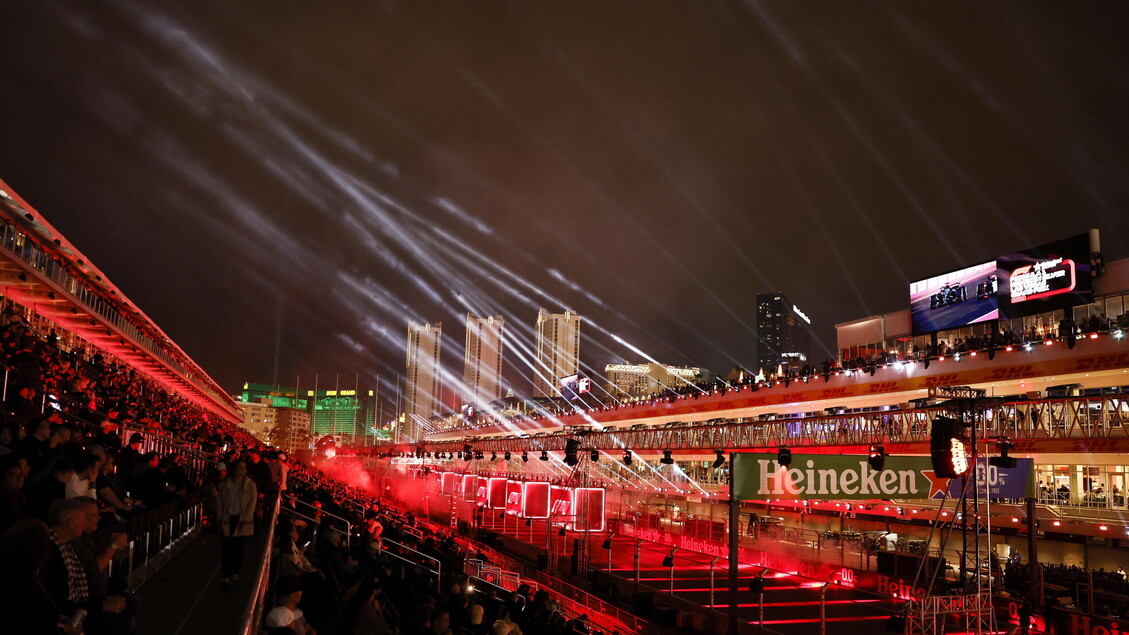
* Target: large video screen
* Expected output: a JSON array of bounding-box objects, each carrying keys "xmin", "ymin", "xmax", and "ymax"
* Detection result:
[
  {"xmin": 998, "ymin": 234, "xmax": 1092, "ymax": 318},
  {"xmin": 910, "ymin": 261, "xmax": 1000, "ymax": 335},
  {"xmin": 558, "ymin": 374, "xmax": 592, "ymax": 400}
]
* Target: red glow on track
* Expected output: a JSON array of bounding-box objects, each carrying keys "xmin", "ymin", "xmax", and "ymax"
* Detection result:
[{"xmin": 751, "ymin": 616, "xmax": 892, "ymax": 624}]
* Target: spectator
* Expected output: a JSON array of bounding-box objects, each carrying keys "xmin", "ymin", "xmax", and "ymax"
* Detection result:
[
  {"xmin": 218, "ymin": 460, "xmax": 257, "ymax": 587},
  {"xmin": 265, "ymin": 575, "xmax": 317, "ymax": 635},
  {"xmin": 0, "ymin": 518, "xmax": 79, "ymax": 634},
  {"xmin": 41, "ymin": 497, "xmax": 92, "ymax": 616},
  {"xmin": 27, "ymin": 458, "xmax": 74, "ymax": 519},
  {"xmin": 0, "ymin": 453, "xmax": 31, "ymax": 534},
  {"xmin": 66, "ymin": 454, "xmax": 100, "ymax": 500}
]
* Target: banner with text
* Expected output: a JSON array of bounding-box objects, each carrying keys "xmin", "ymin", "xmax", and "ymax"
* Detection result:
[
  {"xmin": 950, "ymin": 457, "xmax": 1036, "ymax": 499},
  {"xmin": 733, "ymin": 453, "xmax": 1033, "ymax": 501}
]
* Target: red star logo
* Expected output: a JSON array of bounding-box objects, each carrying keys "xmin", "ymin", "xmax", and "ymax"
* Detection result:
[{"xmin": 922, "ymin": 471, "xmax": 951, "ymax": 499}]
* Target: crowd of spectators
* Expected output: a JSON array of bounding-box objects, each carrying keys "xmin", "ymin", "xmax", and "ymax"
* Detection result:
[
  {"xmin": 0, "ymin": 301, "xmax": 608, "ymax": 635},
  {"xmin": 0, "ymin": 305, "xmax": 262, "ymax": 634},
  {"xmin": 255, "ymin": 461, "xmax": 605, "ymax": 635}
]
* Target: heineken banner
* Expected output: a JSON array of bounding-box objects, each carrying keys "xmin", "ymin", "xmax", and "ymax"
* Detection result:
[
  {"xmin": 950, "ymin": 457, "xmax": 1036, "ymax": 499},
  {"xmin": 732, "ymin": 453, "xmax": 1034, "ymax": 501}
]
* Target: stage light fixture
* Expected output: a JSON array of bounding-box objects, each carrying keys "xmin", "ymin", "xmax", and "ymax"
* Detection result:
[
  {"xmin": 521, "ymin": 452, "xmax": 528, "ymax": 462},
  {"xmin": 777, "ymin": 446, "xmax": 792, "ymax": 467},
  {"xmin": 564, "ymin": 439, "xmax": 581, "ymax": 466},
  {"xmin": 525, "ymin": 517, "xmax": 532, "ymax": 527},
  {"xmin": 590, "ymin": 450, "xmax": 599, "ymax": 462},
  {"xmin": 660, "ymin": 449, "xmax": 674, "ymax": 465},
  {"xmin": 713, "ymin": 450, "xmax": 725, "ymax": 469},
  {"xmin": 930, "ymin": 416, "xmax": 970, "ymax": 478},
  {"xmin": 504, "ymin": 451, "xmax": 511, "ymax": 461},
  {"xmin": 463, "ymin": 444, "xmax": 472, "ymax": 456},
  {"xmin": 490, "ymin": 452, "xmax": 498, "ymax": 462},
  {"xmin": 868, "ymin": 445, "xmax": 887, "ymax": 471},
  {"xmin": 662, "ymin": 552, "xmax": 675, "ymax": 567},
  {"xmin": 539, "ymin": 451, "xmax": 549, "ymax": 461},
  {"xmin": 623, "ymin": 450, "xmax": 633, "ymax": 466},
  {"xmin": 602, "ymin": 538, "xmax": 613, "ymax": 550},
  {"xmin": 748, "ymin": 577, "xmax": 764, "ymax": 594},
  {"xmin": 558, "ymin": 527, "xmax": 567, "ymax": 537}
]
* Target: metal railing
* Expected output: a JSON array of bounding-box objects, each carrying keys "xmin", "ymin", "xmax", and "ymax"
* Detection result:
[
  {"xmin": 238, "ymin": 493, "xmax": 281, "ymax": 635},
  {"xmin": 282, "ymin": 494, "xmax": 352, "ymax": 547},
  {"xmin": 533, "ymin": 569, "xmax": 647, "ymax": 634},
  {"xmin": 0, "ymin": 204, "xmax": 236, "ymax": 416},
  {"xmin": 411, "ymin": 392, "xmax": 1129, "ymax": 456},
  {"xmin": 121, "ymin": 426, "xmax": 216, "ymax": 483},
  {"xmin": 382, "ymin": 537, "xmax": 443, "ymax": 591},
  {"xmin": 114, "ymin": 500, "xmax": 205, "ymax": 591}
]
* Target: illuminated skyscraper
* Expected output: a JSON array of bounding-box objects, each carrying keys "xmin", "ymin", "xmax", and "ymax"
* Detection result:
[
  {"xmin": 534, "ymin": 308, "xmax": 581, "ymax": 397},
  {"xmin": 756, "ymin": 293, "xmax": 812, "ymax": 373},
  {"xmin": 463, "ymin": 314, "xmax": 504, "ymax": 407},
  {"xmin": 405, "ymin": 322, "xmax": 442, "ymax": 440}
]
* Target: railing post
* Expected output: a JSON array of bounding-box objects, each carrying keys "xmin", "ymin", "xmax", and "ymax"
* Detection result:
[
  {"xmin": 633, "ymin": 539, "xmax": 642, "ymax": 584},
  {"xmin": 709, "ymin": 556, "xmax": 719, "ymax": 608},
  {"xmin": 820, "ymin": 582, "xmax": 828, "ymax": 635}
]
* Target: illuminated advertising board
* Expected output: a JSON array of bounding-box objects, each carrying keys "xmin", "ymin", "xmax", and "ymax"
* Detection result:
[
  {"xmin": 461, "ymin": 474, "xmax": 478, "ymax": 502},
  {"xmin": 487, "ymin": 478, "xmax": 508, "ymax": 509},
  {"xmin": 549, "ymin": 485, "xmax": 572, "ymax": 522},
  {"xmin": 522, "ymin": 481, "xmax": 550, "ymax": 518},
  {"xmin": 909, "ymin": 233, "xmax": 1095, "ymax": 334},
  {"xmin": 505, "ymin": 480, "xmax": 523, "ymax": 515},
  {"xmin": 441, "ymin": 472, "xmax": 458, "ymax": 495},
  {"xmin": 910, "ymin": 261, "xmax": 999, "ymax": 335},
  {"xmin": 558, "ymin": 374, "xmax": 591, "ymax": 401},
  {"xmin": 997, "ymin": 233, "xmax": 1092, "ymax": 318},
  {"xmin": 475, "ymin": 477, "xmax": 489, "ymax": 505},
  {"xmin": 573, "ymin": 488, "xmax": 606, "ymax": 532}
]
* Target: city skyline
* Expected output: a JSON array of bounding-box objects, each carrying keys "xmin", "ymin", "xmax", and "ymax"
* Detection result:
[{"xmin": 2, "ymin": 3, "xmax": 1129, "ymax": 406}]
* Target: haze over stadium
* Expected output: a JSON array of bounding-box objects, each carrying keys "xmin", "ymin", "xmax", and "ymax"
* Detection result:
[{"xmin": 2, "ymin": 2, "xmax": 1129, "ymax": 402}]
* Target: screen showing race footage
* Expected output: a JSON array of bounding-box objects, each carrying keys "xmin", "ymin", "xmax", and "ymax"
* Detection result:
[
  {"xmin": 910, "ymin": 261, "xmax": 1000, "ymax": 334},
  {"xmin": 997, "ymin": 233, "xmax": 1093, "ymax": 318},
  {"xmin": 910, "ymin": 233, "xmax": 1093, "ymax": 334}
]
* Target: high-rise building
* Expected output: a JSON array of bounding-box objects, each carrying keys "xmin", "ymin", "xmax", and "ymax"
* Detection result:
[
  {"xmin": 534, "ymin": 308, "xmax": 581, "ymax": 398},
  {"xmin": 238, "ymin": 398, "xmax": 276, "ymax": 442},
  {"xmin": 270, "ymin": 407, "xmax": 312, "ymax": 455},
  {"xmin": 306, "ymin": 387, "xmax": 377, "ymax": 444},
  {"xmin": 405, "ymin": 321, "xmax": 443, "ymax": 440},
  {"xmin": 463, "ymin": 314, "xmax": 504, "ymax": 407},
  {"xmin": 604, "ymin": 362, "xmax": 706, "ymax": 400},
  {"xmin": 756, "ymin": 293, "xmax": 812, "ymax": 374}
]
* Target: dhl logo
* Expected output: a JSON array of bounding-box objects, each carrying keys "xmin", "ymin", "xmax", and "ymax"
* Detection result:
[
  {"xmin": 868, "ymin": 381, "xmax": 899, "ymax": 393},
  {"xmin": 924, "ymin": 374, "xmax": 961, "ymax": 387},
  {"xmin": 820, "ymin": 387, "xmax": 848, "ymax": 398},
  {"xmin": 1068, "ymin": 354, "xmax": 1129, "ymax": 372},
  {"xmin": 988, "ymin": 365, "xmax": 1037, "ymax": 380}
]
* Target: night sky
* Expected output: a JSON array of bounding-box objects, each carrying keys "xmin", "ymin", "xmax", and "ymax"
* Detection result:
[{"xmin": 2, "ymin": 2, "xmax": 1128, "ymax": 405}]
